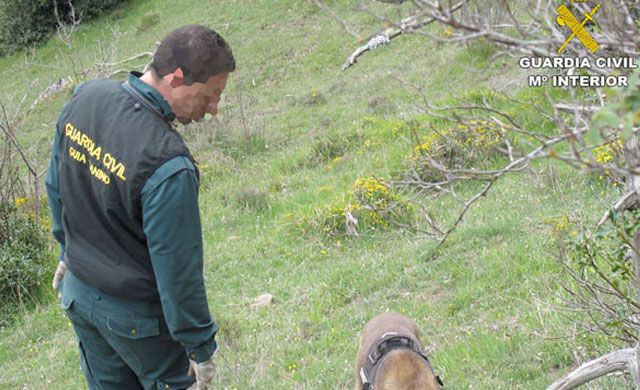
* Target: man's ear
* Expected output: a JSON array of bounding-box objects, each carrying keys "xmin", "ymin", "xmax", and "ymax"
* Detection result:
[{"xmin": 164, "ymin": 67, "xmax": 185, "ymax": 88}]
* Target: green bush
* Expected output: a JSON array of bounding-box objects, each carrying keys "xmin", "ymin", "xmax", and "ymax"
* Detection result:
[
  {"xmin": 564, "ymin": 210, "xmax": 640, "ymax": 343},
  {"xmin": 405, "ymin": 119, "xmax": 508, "ymax": 183},
  {"xmin": 69, "ymin": 0, "xmax": 126, "ymax": 20},
  {"xmin": 0, "ymin": 203, "xmax": 49, "ymax": 311},
  {"xmin": 299, "ymin": 131, "xmax": 362, "ymax": 169},
  {"xmin": 303, "ymin": 176, "xmax": 416, "ymax": 237},
  {"xmin": 0, "ymin": 0, "xmax": 127, "ymax": 56},
  {"xmin": 0, "ymin": 0, "xmax": 53, "ymax": 56}
]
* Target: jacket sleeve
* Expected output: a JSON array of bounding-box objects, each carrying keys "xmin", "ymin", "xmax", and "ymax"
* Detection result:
[
  {"xmin": 45, "ymin": 119, "xmax": 66, "ymax": 259},
  {"xmin": 141, "ymin": 156, "xmax": 217, "ymax": 363}
]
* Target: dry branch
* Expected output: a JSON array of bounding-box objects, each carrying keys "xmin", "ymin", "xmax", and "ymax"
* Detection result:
[
  {"xmin": 342, "ymin": 1, "xmax": 465, "ymax": 70},
  {"xmin": 598, "ymin": 191, "xmax": 640, "ymax": 226},
  {"xmin": 344, "ymin": 0, "xmax": 638, "ymax": 71},
  {"xmin": 99, "ymin": 51, "xmax": 154, "ymax": 68},
  {"xmin": 547, "ymin": 344, "xmax": 640, "ymax": 390}
]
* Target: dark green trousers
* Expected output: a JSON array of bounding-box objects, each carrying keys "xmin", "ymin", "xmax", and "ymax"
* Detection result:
[{"xmin": 61, "ymin": 270, "xmax": 195, "ymax": 390}]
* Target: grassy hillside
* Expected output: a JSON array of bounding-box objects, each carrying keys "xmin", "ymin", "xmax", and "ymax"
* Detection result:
[{"xmin": 0, "ymin": 0, "xmax": 629, "ymax": 388}]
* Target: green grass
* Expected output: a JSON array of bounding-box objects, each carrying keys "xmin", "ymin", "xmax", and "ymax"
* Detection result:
[{"xmin": 0, "ymin": 0, "xmax": 634, "ymax": 389}]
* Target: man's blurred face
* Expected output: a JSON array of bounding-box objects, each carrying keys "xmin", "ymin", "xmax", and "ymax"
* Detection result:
[{"xmin": 171, "ymin": 72, "xmax": 229, "ymax": 125}]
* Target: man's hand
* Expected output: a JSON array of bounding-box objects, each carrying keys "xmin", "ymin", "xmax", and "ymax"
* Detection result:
[
  {"xmin": 187, "ymin": 356, "xmax": 216, "ymax": 390},
  {"xmin": 52, "ymin": 261, "xmax": 67, "ymax": 291}
]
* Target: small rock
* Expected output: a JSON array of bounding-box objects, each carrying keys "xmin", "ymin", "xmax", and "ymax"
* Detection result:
[{"xmin": 251, "ymin": 293, "xmax": 273, "ymax": 308}]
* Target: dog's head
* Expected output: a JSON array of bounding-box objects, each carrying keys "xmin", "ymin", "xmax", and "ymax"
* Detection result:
[
  {"xmin": 373, "ymin": 349, "xmax": 443, "ymax": 390},
  {"xmin": 355, "ymin": 312, "xmax": 443, "ymax": 390}
]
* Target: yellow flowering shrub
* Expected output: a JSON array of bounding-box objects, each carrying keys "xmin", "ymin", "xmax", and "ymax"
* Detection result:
[
  {"xmin": 12, "ymin": 196, "xmax": 51, "ymax": 232},
  {"xmin": 590, "ymin": 140, "xmax": 624, "ymax": 186},
  {"xmin": 352, "ymin": 176, "xmax": 396, "ymax": 211},
  {"xmin": 541, "ymin": 213, "xmax": 573, "ymax": 238},
  {"xmin": 405, "ymin": 119, "xmax": 507, "ymax": 183},
  {"xmin": 327, "ymin": 156, "xmax": 344, "ymax": 171},
  {"xmin": 306, "ymin": 175, "xmax": 415, "ymax": 236}
]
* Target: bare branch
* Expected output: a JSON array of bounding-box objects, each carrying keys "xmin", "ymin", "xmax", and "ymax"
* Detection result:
[
  {"xmin": 344, "ymin": 0, "xmax": 638, "ymax": 71},
  {"xmin": 99, "ymin": 51, "xmax": 154, "ymax": 68},
  {"xmin": 343, "ymin": 1, "xmax": 466, "ymax": 70},
  {"xmin": 547, "ymin": 344, "xmax": 640, "ymax": 390}
]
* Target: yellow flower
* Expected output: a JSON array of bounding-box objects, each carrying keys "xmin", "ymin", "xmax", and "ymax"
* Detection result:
[
  {"xmin": 318, "ymin": 185, "xmax": 334, "ymax": 193},
  {"xmin": 15, "ymin": 197, "xmax": 27, "ymax": 207},
  {"xmin": 327, "ymin": 156, "xmax": 344, "ymax": 170},
  {"xmin": 593, "ymin": 140, "xmax": 623, "ymax": 166}
]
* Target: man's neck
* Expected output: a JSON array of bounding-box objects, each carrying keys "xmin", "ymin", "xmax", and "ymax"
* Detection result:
[{"xmin": 139, "ymin": 71, "xmax": 172, "ymax": 106}]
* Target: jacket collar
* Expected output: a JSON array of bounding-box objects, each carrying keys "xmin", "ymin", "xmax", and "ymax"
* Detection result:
[{"xmin": 127, "ymin": 71, "xmax": 176, "ymax": 122}]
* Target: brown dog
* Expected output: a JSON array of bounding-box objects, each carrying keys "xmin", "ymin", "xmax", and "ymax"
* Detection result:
[{"xmin": 355, "ymin": 311, "xmax": 442, "ymax": 390}]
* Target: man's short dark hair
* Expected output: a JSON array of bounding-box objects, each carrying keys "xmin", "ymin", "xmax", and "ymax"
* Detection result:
[{"xmin": 151, "ymin": 24, "xmax": 235, "ymax": 85}]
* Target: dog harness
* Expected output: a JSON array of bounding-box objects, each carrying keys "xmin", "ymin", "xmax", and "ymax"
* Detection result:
[{"xmin": 359, "ymin": 332, "xmax": 444, "ymax": 389}]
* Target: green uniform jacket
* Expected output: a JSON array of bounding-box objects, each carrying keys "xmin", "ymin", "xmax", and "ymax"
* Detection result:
[{"xmin": 45, "ymin": 72, "xmax": 217, "ymax": 363}]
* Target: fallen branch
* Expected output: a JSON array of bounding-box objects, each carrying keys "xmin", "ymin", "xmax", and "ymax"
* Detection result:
[
  {"xmin": 598, "ymin": 191, "xmax": 640, "ymax": 226},
  {"xmin": 99, "ymin": 51, "xmax": 154, "ymax": 68},
  {"xmin": 547, "ymin": 344, "xmax": 640, "ymax": 390},
  {"xmin": 342, "ymin": 31, "xmax": 394, "ymax": 70},
  {"xmin": 342, "ymin": 1, "xmax": 465, "ymax": 70}
]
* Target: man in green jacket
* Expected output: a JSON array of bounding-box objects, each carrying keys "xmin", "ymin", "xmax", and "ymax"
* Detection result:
[{"xmin": 46, "ymin": 24, "xmax": 234, "ymax": 390}]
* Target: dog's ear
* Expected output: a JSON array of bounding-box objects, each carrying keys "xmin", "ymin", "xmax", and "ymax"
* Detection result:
[{"xmin": 410, "ymin": 320, "xmax": 423, "ymax": 343}]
